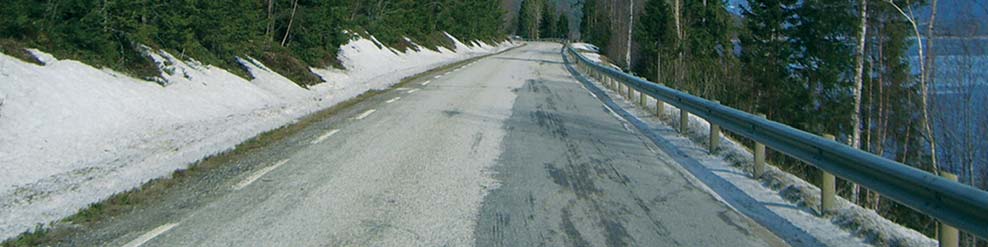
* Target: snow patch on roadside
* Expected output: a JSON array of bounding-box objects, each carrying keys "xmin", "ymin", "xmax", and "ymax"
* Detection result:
[
  {"xmin": 0, "ymin": 33, "xmax": 515, "ymax": 241},
  {"xmin": 572, "ymin": 47, "xmax": 937, "ymax": 246}
]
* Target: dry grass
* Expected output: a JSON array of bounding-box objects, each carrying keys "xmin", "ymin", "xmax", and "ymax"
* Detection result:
[{"xmin": 0, "ymin": 39, "xmax": 43, "ymax": 65}]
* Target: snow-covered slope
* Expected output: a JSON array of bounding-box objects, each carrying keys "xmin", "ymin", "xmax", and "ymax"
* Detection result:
[{"xmin": 0, "ymin": 33, "xmax": 515, "ymax": 240}]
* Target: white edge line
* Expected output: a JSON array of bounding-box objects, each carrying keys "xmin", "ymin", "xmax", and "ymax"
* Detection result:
[
  {"xmin": 232, "ymin": 159, "xmax": 290, "ymax": 190},
  {"xmin": 354, "ymin": 109, "xmax": 377, "ymax": 120},
  {"xmin": 310, "ymin": 129, "xmax": 340, "ymax": 144},
  {"xmin": 122, "ymin": 223, "xmax": 180, "ymax": 247},
  {"xmin": 386, "ymin": 97, "xmax": 401, "ymax": 104}
]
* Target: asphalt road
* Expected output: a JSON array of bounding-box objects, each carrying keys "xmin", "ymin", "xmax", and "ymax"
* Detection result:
[{"xmin": 62, "ymin": 42, "xmax": 786, "ymax": 246}]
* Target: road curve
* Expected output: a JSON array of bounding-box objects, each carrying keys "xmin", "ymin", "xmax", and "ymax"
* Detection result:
[{"xmin": 62, "ymin": 42, "xmax": 785, "ymax": 246}]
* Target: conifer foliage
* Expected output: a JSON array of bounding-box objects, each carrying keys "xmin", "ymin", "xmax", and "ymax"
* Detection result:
[{"xmin": 0, "ymin": 0, "xmax": 506, "ymax": 86}]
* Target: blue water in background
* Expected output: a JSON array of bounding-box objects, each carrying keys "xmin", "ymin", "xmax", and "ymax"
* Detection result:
[{"xmin": 908, "ymin": 39, "xmax": 988, "ymax": 187}]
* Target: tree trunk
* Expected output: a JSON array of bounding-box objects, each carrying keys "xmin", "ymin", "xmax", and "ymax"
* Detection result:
[
  {"xmin": 656, "ymin": 43, "xmax": 662, "ymax": 83},
  {"xmin": 850, "ymin": 0, "xmax": 868, "ymax": 205},
  {"xmin": 673, "ymin": 0, "xmax": 683, "ymax": 86},
  {"xmin": 885, "ymin": 0, "xmax": 937, "ymax": 174},
  {"xmin": 625, "ymin": 0, "xmax": 634, "ymax": 69},
  {"xmin": 923, "ymin": 0, "xmax": 940, "ymax": 174},
  {"xmin": 280, "ymin": 0, "xmax": 299, "ymax": 47},
  {"xmin": 266, "ymin": 0, "xmax": 274, "ymax": 39}
]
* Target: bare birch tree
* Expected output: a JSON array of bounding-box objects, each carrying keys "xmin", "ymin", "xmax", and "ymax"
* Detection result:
[
  {"xmin": 851, "ymin": 0, "xmax": 868, "ymax": 204},
  {"xmin": 281, "ymin": 0, "xmax": 299, "ymax": 47},
  {"xmin": 884, "ymin": 0, "xmax": 938, "ymax": 174}
]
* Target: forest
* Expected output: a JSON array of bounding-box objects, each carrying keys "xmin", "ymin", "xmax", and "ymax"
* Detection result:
[
  {"xmin": 0, "ymin": 0, "xmax": 506, "ymax": 86},
  {"xmin": 513, "ymin": 0, "xmax": 572, "ymax": 40},
  {"xmin": 578, "ymin": 0, "xmax": 987, "ymax": 244}
]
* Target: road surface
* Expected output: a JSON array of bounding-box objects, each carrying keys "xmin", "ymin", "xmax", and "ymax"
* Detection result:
[{"xmin": 60, "ymin": 42, "xmax": 785, "ymax": 246}]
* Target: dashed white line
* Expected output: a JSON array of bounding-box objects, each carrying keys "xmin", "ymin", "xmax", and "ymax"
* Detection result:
[
  {"xmin": 397, "ymin": 87, "xmax": 411, "ymax": 91},
  {"xmin": 386, "ymin": 97, "xmax": 401, "ymax": 103},
  {"xmin": 434, "ymin": 75, "xmax": 442, "ymax": 79},
  {"xmin": 354, "ymin": 109, "xmax": 377, "ymax": 120},
  {"xmin": 232, "ymin": 159, "xmax": 290, "ymax": 190},
  {"xmin": 421, "ymin": 80, "xmax": 431, "ymax": 86},
  {"xmin": 122, "ymin": 223, "xmax": 179, "ymax": 247},
  {"xmin": 407, "ymin": 89, "xmax": 420, "ymax": 94},
  {"xmin": 310, "ymin": 129, "xmax": 340, "ymax": 144}
]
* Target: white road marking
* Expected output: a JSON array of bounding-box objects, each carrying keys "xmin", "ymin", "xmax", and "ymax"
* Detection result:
[
  {"xmin": 122, "ymin": 223, "xmax": 180, "ymax": 247},
  {"xmin": 408, "ymin": 89, "xmax": 420, "ymax": 94},
  {"xmin": 397, "ymin": 87, "xmax": 410, "ymax": 91},
  {"xmin": 421, "ymin": 80, "xmax": 431, "ymax": 86},
  {"xmin": 232, "ymin": 159, "xmax": 290, "ymax": 190},
  {"xmin": 355, "ymin": 109, "xmax": 377, "ymax": 120},
  {"xmin": 386, "ymin": 97, "xmax": 401, "ymax": 103},
  {"xmin": 310, "ymin": 129, "xmax": 340, "ymax": 144},
  {"xmin": 434, "ymin": 75, "xmax": 442, "ymax": 79}
]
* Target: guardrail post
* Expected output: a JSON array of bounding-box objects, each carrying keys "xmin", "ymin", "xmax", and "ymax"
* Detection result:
[
  {"xmin": 821, "ymin": 134, "xmax": 837, "ymax": 216},
  {"xmin": 655, "ymin": 84, "xmax": 665, "ymax": 117},
  {"xmin": 709, "ymin": 101, "xmax": 721, "ymax": 154},
  {"xmin": 753, "ymin": 113, "xmax": 767, "ymax": 178},
  {"xmin": 939, "ymin": 171, "xmax": 959, "ymax": 247},
  {"xmin": 639, "ymin": 90, "xmax": 646, "ymax": 107},
  {"xmin": 627, "ymin": 84, "xmax": 633, "ymax": 99},
  {"xmin": 679, "ymin": 107, "xmax": 689, "ymax": 134},
  {"xmin": 655, "ymin": 96, "xmax": 664, "ymax": 117}
]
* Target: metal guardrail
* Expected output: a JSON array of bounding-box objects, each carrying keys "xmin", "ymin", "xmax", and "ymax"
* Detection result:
[{"xmin": 562, "ymin": 43, "xmax": 988, "ymax": 238}]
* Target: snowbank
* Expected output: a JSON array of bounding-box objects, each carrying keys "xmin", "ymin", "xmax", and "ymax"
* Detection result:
[
  {"xmin": 0, "ymin": 33, "xmax": 515, "ymax": 240},
  {"xmin": 571, "ymin": 46, "xmax": 937, "ymax": 246},
  {"xmin": 571, "ymin": 42, "xmax": 620, "ymax": 70}
]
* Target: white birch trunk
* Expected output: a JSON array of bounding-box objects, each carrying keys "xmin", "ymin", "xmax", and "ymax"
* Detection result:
[{"xmin": 850, "ymin": 0, "xmax": 868, "ymax": 205}]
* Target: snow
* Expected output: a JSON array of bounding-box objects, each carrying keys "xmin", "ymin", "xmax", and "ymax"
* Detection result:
[
  {"xmin": 571, "ymin": 46, "xmax": 937, "ymax": 246},
  {"xmin": 571, "ymin": 42, "xmax": 621, "ymax": 70},
  {"xmin": 0, "ymin": 33, "xmax": 515, "ymax": 241},
  {"xmin": 571, "ymin": 42, "xmax": 599, "ymax": 53}
]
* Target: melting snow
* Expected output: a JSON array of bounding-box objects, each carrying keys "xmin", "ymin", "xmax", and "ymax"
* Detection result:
[{"xmin": 0, "ymin": 33, "xmax": 515, "ymax": 240}]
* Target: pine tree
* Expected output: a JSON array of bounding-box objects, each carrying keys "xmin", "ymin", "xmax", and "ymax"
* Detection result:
[
  {"xmin": 739, "ymin": 0, "xmax": 799, "ymax": 121},
  {"xmin": 539, "ymin": 1, "xmax": 555, "ymax": 39},
  {"xmin": 679, "ymin": 0, "xmax": 733, "ymax": 95},
  {"xmin": 634, "ymin": 0, "xmax": 674, "ymax": 83},
  {"xmin": 791, "ymin": 0, "xmax": 857, "ymax": 133},
  {"xmin": 580, "ymin": 0, "xmax": 610, "ymax": 50},
  {"xmin": 517, "ymin": 0, "xmax": 532, "ymax": 38},
  {"xmin": 556, "ymin": 14, "xmax": 569, "ymax": 39}
]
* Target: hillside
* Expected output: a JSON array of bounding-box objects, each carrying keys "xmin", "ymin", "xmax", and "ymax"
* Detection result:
[{"xmin": 0, "ymin": 0, "xmax": 506, "ymax": 85}]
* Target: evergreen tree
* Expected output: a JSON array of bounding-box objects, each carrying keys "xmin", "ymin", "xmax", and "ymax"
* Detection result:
[
  {"xmin": 580, "ymin": 0, "xmax": 610, "ymax": 50},
  {"xmin": 556, "ymin": 14, "xmax": 569, "ymax": 39},
  {"xmin": 0, "ymin": 0, "xmax": 507, "ymax": 85},
  {"xmin": 739, "ymin": 0, "xmax": 800, "ymax": 123},
  {"xmin": 517, "ymin": 0, "xmax": 533, "ymax": 38},
  {"xmin": 679, "ymin": 0, "xmax": 734, "ymax": 95},
  {"xmin": 790, "ymin": 0, "xmax": 857, "ymax": 133},
  {"xmin": 539, "ymin": 1, "xmax": 556, "ymax": 39},
  {"xmin": 634, "ymin": 0, "xmax": 674, "ymax": 83}
]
